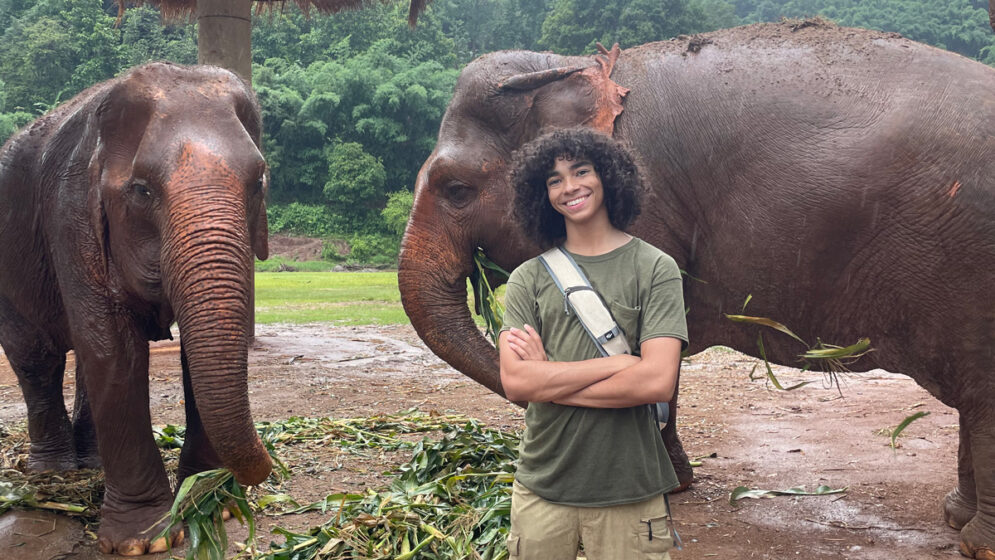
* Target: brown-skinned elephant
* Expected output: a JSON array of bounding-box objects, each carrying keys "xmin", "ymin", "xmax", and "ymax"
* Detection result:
[
  {"xmin": 0, "ymin": 62, "xmax": 271, "ymax": 556},
  {"xmin": 399, "ymin": 21, "xmax": 995, "ymax": 559}
]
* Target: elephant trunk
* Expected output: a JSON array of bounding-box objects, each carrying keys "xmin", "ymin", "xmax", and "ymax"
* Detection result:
[
  {"xmin": 162, "ymin": 187, "xmax": 271, "ymax": 486},
  {"xmin": 398, "ymin": 214, "xmax": 505, "ymax": 398}
]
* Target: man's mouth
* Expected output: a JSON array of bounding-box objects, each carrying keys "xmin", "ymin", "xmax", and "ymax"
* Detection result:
[{"xmin": 565, "ymin": 194, "xmax": 589, "ymax": 208}]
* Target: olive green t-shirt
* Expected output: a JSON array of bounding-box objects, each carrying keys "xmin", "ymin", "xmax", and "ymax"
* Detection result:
[{"xmin": 501, "ymin": 237, "xmax": 688, "ymax": 507}]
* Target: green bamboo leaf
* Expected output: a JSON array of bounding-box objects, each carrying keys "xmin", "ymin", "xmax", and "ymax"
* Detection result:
[
  {"xmin": 757, "ymin": 334, "xmax": 812, "ymax": 391},
  {"xmin": 472, "ymin": 248, "xmax": 507, "ymax": 344},
  {"xmin": 474, "ymin": 249, "xmax": 511, "ymax": 278},
  {"xmin": 802, "ymin": 338, "xmax": 871, "ymax": 360},
  {"xmin": 726, "ymin": 314, "xmax": 808, "ymax": 346},
  {"xmin": 730, "ymin": 484, "xmax": 846, "ymax": 506},
  {"xmin": 891, "ymin": 411, "xmax": 930, "ymax": 449},
  {"xmin": 257, "ymin": 494, "xmax": 300, "ymax": 510}
]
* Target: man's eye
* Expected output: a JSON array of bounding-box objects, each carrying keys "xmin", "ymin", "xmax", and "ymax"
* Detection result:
[
  {"xmin": 547, "ymin": 179, "xmax": 560, "ymax": 188},
  {"xmin": 577, "ymin": 168, "xmax": 590, "ymax": 176}
]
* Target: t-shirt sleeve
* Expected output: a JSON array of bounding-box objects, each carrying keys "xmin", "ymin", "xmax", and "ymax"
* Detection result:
[
  {"xmin": 639, "ymin": 255, "xmax": 689, "ymax": 350},
  {"xmin": 500, "ymin": 264, "xmax": 540, "ymax": 335}
]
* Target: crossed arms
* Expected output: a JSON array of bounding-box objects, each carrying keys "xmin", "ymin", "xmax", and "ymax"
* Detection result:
[{"xmin": 498, "ymin": 324, "xmax": 683, "ymax": 408}]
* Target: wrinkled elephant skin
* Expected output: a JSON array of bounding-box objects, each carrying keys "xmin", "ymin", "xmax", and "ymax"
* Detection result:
[
  {"xmin": 0, "ymin": 63, "xmax": 272, "ymax": 555},
  {"xmin": 398, "ymin": 22, "xmax": 995, "ymax": 557}
]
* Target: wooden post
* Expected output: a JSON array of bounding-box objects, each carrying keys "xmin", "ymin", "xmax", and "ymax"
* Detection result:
[
  {"xmin": 197, "ymin": 0, "xmax": 256, "ymax": 337},
  {"xmin": 197, "ymin": 0, "xmax": 253, "ymax": 82}
]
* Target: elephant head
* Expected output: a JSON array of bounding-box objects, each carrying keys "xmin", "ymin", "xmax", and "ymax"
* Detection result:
[
  {"xmin": 398, "ymin": 46, "xmax": 628, "ymax": 398},
  {"xmin": 84, "ymin": 63, "xmax": 271, "ymax": 485}
]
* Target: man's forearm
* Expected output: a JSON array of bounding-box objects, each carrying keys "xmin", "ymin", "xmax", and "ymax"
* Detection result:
[
  {"xmin": 553, "ymin": 362, "xmax": 676, "ymax": 408},
  {"xmin": 501, "ymin": 354, "xmax": 639, "ymax": 403}
]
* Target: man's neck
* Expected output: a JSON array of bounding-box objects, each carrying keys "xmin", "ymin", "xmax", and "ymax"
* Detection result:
[{"xmin": 562, "ymin": 220, "xmax": 632, "ymax": 256}]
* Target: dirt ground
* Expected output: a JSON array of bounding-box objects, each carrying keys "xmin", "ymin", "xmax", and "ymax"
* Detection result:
[{"xmin": 0, "ymin": 322, "xmax": 964, "ymax": 559}]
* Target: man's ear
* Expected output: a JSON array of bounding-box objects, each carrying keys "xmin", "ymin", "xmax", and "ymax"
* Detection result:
[{"xmin": 498, "ymin": 43, "xmax": 629, "ymax": 138}]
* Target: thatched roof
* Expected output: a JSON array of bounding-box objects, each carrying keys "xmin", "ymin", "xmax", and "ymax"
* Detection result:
[{"xmin": 118, "ymin": 0, "xmax": 429, "ymax": 27}]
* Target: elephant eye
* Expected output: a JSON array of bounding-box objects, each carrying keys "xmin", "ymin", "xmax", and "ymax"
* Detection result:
[
  {"xmin": 254, "ymin": 175, "xmax": 266, "ymax": 194},
  {"xmin": 445, "ymin": 182, "xmax": 475, "ymax": 208},
  {"xmin": 131, "ymin": 182, "xmax": 153, "ymax": 199}
]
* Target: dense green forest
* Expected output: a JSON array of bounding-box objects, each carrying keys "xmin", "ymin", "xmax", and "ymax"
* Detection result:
[{"xmin": 1, "ymin": 0, "xmax": 993, "ymax": 264}]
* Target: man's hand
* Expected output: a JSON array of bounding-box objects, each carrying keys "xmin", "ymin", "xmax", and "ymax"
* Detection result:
[{"xmin": 505, "ymin": 324, "xmax": 547, "ymax": 361}]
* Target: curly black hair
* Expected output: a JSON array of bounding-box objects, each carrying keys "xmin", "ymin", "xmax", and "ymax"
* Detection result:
[{"xmin": 508, "ymin": 127, "xmax": 644, "ymax": 248}]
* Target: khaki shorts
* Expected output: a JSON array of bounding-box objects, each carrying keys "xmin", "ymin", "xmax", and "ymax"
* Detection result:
[{"xmin": 506, "ymin": 480, "xmax": 673, "ymax": 560}]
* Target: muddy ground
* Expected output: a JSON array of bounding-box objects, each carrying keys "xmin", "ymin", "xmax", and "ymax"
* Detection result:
[{"xmin": 0, "ymin": 323, "xmax": 963, "ymax": 559}]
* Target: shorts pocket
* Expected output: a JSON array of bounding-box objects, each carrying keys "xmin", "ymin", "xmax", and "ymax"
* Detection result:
[
  {"xmin": 609, "ymin": 301, "xmax": 641, "ymax": 353},
  {"xmin": 636, "ymin": 515, "xmax": 673, "ymax": 555},
  {"xmin": 506, "ymin": 534, "xmax": 521, "ymax": 557}
]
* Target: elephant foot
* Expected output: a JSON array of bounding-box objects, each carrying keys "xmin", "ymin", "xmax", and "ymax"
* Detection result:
[
  {"xmin": 661, "ymin": 431, "xmax": 694, "ymax": 492},
  {"xmin": 960, "ymin": 517, "xmax": 995, "ymax": 560},
  {"xmin": 670, "ymin": 476, "xmax": 693, "ymax": 494},
  {"xmin": 945, "ymin": 487, "xmax": 978, "ymax": 530},
  {"xmin": 97, "ymin": 499, "xmax": 183, "ymax": 556},
  {"xmin": 27, "ymin": 442, "xmax": 79, "ymax": 472},
  {"xmin": 74, "ymin": 430, "xmax": 101, "ymax": 469},
  {"xmin": 76, "ymin": 452, "xmax": 101, "ymax": 470}
]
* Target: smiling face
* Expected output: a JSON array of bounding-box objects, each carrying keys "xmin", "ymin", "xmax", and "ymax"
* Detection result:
[{"xmin": 546, "ymin": 157, "xmax": 608, "ymax": 227}]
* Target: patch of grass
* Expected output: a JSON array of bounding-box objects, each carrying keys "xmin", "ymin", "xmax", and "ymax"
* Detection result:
[
  {"xmin": 255, "ymin": 272, "xmax": 405, "ymax": 325},
  {"xmin": 255, "ymin": 257, "xmax": 341, "ymax": 273},
  {"xmin": 254, "ymin": 272, "xmax": 500, "ymax": 327}
]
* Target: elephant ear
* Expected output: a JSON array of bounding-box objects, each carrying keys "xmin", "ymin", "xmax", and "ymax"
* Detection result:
[
  {"xmin": 251, "ymin": 186, "xmax": 269, "ymax": 261},
  {"xmin": 498, "ymin": 43, "xmax": 629, "ymax": 137},
  {"xmin": 87, "ymin": 83, "xmax": 153, "ymax": 274}
]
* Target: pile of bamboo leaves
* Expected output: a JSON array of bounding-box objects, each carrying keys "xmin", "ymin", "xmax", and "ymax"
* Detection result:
[
  {"xmin": 257, "ymin": 418, "xmax": 518, "ymax": 560},
  {"xmin": 2, "ymin": 411, "xmax": 520, "ymax": 560},
  {"xmin": 0, "ymin": 421, "xmax": 104, "ymax": 520},
  {"xmin": 150, "ymin": 412, "xmax": 518, "ymax": 560}
]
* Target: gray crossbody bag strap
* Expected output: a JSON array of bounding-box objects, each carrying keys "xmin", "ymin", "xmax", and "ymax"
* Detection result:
[
  {"xmin": 538, "ymin": 247, "xmax": 631, "ymax": 357},
  {"xmin": 537, "ymin": 246, "xmax": 670, "ymax": 425}
]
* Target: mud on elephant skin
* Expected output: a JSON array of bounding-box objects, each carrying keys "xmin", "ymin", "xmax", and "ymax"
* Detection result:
[
  {"xmin": 398, "ymin": 20, "xmax": 995, "ymax": 558},
  {"xmin": 0, "ymin": 62, "xmax": 272, "ymax": 556}
]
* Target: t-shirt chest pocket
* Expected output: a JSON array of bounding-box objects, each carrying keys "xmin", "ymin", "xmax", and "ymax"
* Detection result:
[{"xmin": 609, "ymin": 301, "xmax": 641, "ymax": 354}]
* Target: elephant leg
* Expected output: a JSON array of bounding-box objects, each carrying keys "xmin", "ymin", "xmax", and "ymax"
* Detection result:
[
  {"xmin": 960, "ymin": 414, "xmax": 995, "ymax": 560},
  {"xmin": 945, "ymin": 419, "xmax": 977, "ymax": 530},
  {"xmin": 71, "ymin": 369, "xmax": 100, "ymax": 469},
  {"xmin": 0, "ymin": 309, "xmax": 75, "ymax": 471},
  {"xmin": 177, "ymin": 343, "xmax": 224, "ymax": 485},
  {"xmin": 75, "ymin": 332, "xmax": 179, "ymax": 556},
  {"xmin": 662, "ymin": 366, "xmax": 693, "ymax": 492}
]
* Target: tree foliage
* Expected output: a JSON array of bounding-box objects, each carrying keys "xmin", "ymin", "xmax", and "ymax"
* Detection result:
[
  {"xmin": 0, "ymin": 0, "xmax": 994, "ymax": 262},
  {"xmin": 732, "ymin": 0, "xmax": 995, "ymax": 62},
  {"xmin": 540, "ymin": 0, "xmax": 713, "ymax": 53}
]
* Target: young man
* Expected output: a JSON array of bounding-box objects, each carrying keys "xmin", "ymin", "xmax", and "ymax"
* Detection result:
[{"xmin": 499, "ymin": 127, "xmax": 688, "ymax": 559}]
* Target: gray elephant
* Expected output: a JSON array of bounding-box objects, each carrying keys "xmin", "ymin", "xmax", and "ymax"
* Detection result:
[
  {"xmin": 0, "ymin": 62, "xmax": 271, "ymax": 555},
  {"xmin": 398, "ymin": 21, "xmax": 995, "ymax": 559}
]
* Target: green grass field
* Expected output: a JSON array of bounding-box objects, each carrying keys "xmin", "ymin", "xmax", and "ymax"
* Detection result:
[
  {"xmin": 255, "ymin": 271, "xmax": 407, "ymax": 325},
  {"xmin": 255, "ymin": 271, "xmax": 500, "ymax": 326}
]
